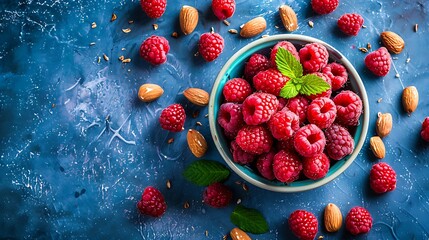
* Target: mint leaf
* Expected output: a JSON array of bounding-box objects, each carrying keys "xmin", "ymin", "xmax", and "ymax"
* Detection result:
[
  {"xmin": 275, "ymin": 47, "xmax": 303, "ymax": 79},
  {"xmin": 299, "ymin": 74, "xmax": 331, "ymax": 96},
  {"xmin": 279, "ymin": 79, "xmax": 299, "ymax": 99},
  {"xmin": 183, "ymin": 160, "xmax": 230, "ymax": 186},
  {"xmin": 230, "ymin": 205, "xmax": 269, "ymax": 234}
]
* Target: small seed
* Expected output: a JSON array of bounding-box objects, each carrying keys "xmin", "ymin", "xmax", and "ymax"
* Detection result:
[
  {"xmin": 414, "ymin": 24, "xmax": 418, "ymax": 32},
  {"xmin": 167, "ymin": 138, "xmax": 174, "ymax": 144},
  {"xmin": 239, "ymin": 24, "xmax": 245, "ymax": 29},
  {"xmin": 377, "ymin": 98, "xmax": 383, "ymax": 103},
  {"xmin": 194, "ymin": 52, "xmax": 199, "ymax": 57},
  {"xmin": 236, "ymin": 198, "xmax": 242, "ymax": 204},
  {"xmin": 184, "ymin": 201, "xmax": 190, "ymax": 209},
  {"xmin": 275, "ymin": 25, "xmax": 279, "ymax": 29},
  {"xmin": 97, "ymin": 56, "xmax": 101, "ymax": 63},
  {"xmin": 406, "ymin": 58, "xmax": 411, "ymax": 63},
  {"xmin": 166, "ymin": 180, "xmax": 171, "ymax": 189},
  {"xmin": 192, "ymin": 110, "xmax": 200, "ymax": 118},
  {"xmin": 171, "ymin": 31, "xmax": 179, "ymax": 38},
  {"xmin": 122, "ymin": 28, "xmax": 131, "ymax": 33},
  {"xmin": 122, "ymin": 58, "xmax": 131, "ymax": 63},
  {"xmin": 204, "ymin": 114, "xmax": 208, "ymax": 118},
  {"xmin": 118, "ymin": 55, "xmax": 124, "ymax": 61},
  {"xmin": 242, "ymin": 183, "xmax": 248, "ymax": 191},
  {"xmin": 222, "ymin": 235, "xmax": 227, "ymax": 240},
  {"xmin": 111, "ymin": 13, "xmax": 117, "ymax": 22},
  {"xmin": 153, "ymin": 24, "xmax": 158, "ymax": 30},
  {"xmin": 367, "ymin": 43, "xmax": 372, "ymax": 49},
  {"xmin": 261, "ymin": 34, "xmax": 269, "ymax": 38},
  {"xmin": 362, "ymin": 25, "xmax": 367, "ymax": 28},
  {"xmin": 318, "ymin": 236, "xmax": 324, "ymax": 240},
  {"xmin": 308, "ymin": 20, "xmax": 314, "ymax": 28},
  {"xmin": 395, "ymin": 73, "xmax": 400, "ymax": 78},
  {"xmin": 121, "ymin": 48, "xmax": 126, "ymax": 51},
  {"xmin": 359, "ymin": 47, "xmax": 368, "ymax": 53},
  {"xmin": 196, "ymin": 121, "xmax": 202, "ymax": 126},
  {"xmin": 228, "ymin": 29, "xmax": 238, "ymax": 34},
  {"xmin": 205, "ymin": 230, "xmax": 208, "ymax": 236},
  {"xmin": 235, "ymin": 181, "xmax": 242, "ymax": 185},
  {"xmin": 91, "ymin": 22, "xmax": 97, "ymax": 29},
  {"xmin": 223, "ymin": 20, "xmax": 230, "ymax": 26},
  {"xmin": 89, "ymin": 42, "xmax": 96, "ymax": 46},
  {"xmin": 52, "ymin": 103, "xmax": 56, "ymax": 108},
  {"xmin": 128, "ymin": 20, "xmax": 134, "ymax": 24},
  {"xmin": 103, "ymin": 54, "xmax": 109, "ymax": 61}
]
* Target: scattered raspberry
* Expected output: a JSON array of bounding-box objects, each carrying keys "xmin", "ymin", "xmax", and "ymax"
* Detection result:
[
  {"xmin": 370, "ymin": 162, "xmax": 397, "ymax": 193},
  {"xmin": 140, "ymin": 0, "xmax": 167, "ymax": 18},
  {"xmin": 270, "ymin": 41, "xmax": 300, "ymax": 67},
  {"xmin": 346, "ymin": 206, "xmax": 373, "ymax": 235},
  {"xmin": 307, "ymin": 97, "xmax": 337, "ymax": 129},
  {"xmin": 273, "ymin": 150, "xmax": 302, "ymax": 183},
  {"xmin": 218, "ymin": 103, "xmax": 244, "ymax": 135},
  {"xmin": 311, "ymin": 0, "xmax": 339, "ymax": 14},
  {"xmin": 137, "ymin": 186, "xmax": 167, "ymax": 217},
  {"xmin": 203, "ymin": 182, "xmax": 233, "ymax": 208},
  {"xmin": 325, "ymin": 124, "xmax": 354, "ymax": 160},
  {"xmin": 139, "ymin": 35, "xmax": 170, "ymax": 65},
  {"xmin": 159, "ymin": 104, "xmax": 186, "ymax": 132},
  {"xmin": 299, "ymin": 43, "xmax": 329, "ymax": 73},
  {"xmin": 256, "ymin": 150, "xmax": 276, "ymax": 180},
  {"xmin": 364, "ymin": 47, "xmax": 391, "ymax": 77},
  {"xmin": 268, "ymin": 109, "xmax": 300, "ymax": 141},
  {"xmin": 421, "ymin": 117, "xmax": 429, "ymax": 142},
  {"xmin": 337, "ymin": 13, "xmax": 364, "ymax": 36},
  {"xmin": 294, "ymin": 124, "xmax": 326, "ymax": 158},
  {"xmin": 244, "ymin": 53, "xmax": 270, "ymax": 81},
  {"xmin": 253, "ymin": 69, "xmax": 290, "ymax": 96},
  {"xmin": 231, "ymin": 140, "xmax": 255, "ymax": 165},
  {"xmin": 199, "ymin": 31, "xmax": 225, "ymax": 62},
  {"xmin": 306, "ymin": 72, "xmax": 332, "ymax": 100},
  {"xmin": 322, "ymin": 62, "xmax": 348, "ymax": 91},
  {"xmin": 303, "ymin": 153, "xmax": 330, "ymax": 180},
  {"xmin": 211, "ymin": 0, "xmax": 235, "ymax": 20},
  {"xmin": 236, "ymin": 125, "xmax": 273, "ymax": 155},
  {"xmin": 242, "ymin": 92, "xmax": 279, "ymax": 125},
  {"xmin": 223, "ymin": 78, "xmax": 253, "ymax": 103},
  {"xmin": 288, "ymin": 210, "xmax": 318, "ymax": 240},
  {"xmin": 333, "ymin": 90, "xmax": 363, "ymax": 126},
  {"xmin": 286, "ymin": 95, "xmax": 310, "ymax": 123}
]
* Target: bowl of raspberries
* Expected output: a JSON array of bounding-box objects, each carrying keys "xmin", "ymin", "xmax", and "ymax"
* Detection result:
[{"xmin": 208, "ymin": 34, "xmax": 369, "ymax": 192}]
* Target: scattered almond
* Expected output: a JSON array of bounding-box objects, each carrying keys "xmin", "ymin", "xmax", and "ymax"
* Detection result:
[
  {"xmin": 376, "ymin": 112, "xmax": 392, "ymax": 138},
  {"xmin": 324, "ymin": 203, "xmax": 342, "ymax": 232},
  {"xmin": 380, "ymin": 31, "xmax": 405, "ymax": 54},
  {"xmin": 180, "ymin": 5, "xmax": 198, "ymax": 35},
  {"xmin": 370, "ymin": 136, "xmax": 385, "ymax": 159},
  {"xmin": 138, "ymin": 83, "xmax": 164, "ymax": 102},
  {"xmin": 240, "ymin": 17, "xmax": 267, "ymax": 38},
  {"xmin": 402, "ymin": 86, "xmax": 419, "ymax": 114},
  {"xmin": 184, "ymin": 88, "xmax": 209, "ymax": 106},
  {"xmin": 230, "ymin": 228, "xmax": 251, "ymax": 240},
  {"xmin": 279, "ymin": 5, "xmax": 298, "ymax": 32},
  {"xmin": 187, "ymin": 129, "xmax": 207, "ymax": 158}
]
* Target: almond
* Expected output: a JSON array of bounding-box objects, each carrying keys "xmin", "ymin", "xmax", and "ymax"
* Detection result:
[
  {"xmin": 240, "ymin": 17, "xmax": 267, "ymax": 38},
  {"xmin": 180, "ymin": 5, "xmax": 198, "ymax": 35},
  {"xmin": 324, "ymin": 203, "xmax": 342, "ymax": 232},
  {"xmin": 230, "ymin": 228, "xmax": 251, "ymax": 240},
  {"xmin": 370, "ymin": 136, "xmax": 385, "ymax": 159},
  {"xmin": 380, "ymin": 31, "xmax": 405, "ymax": 54},
  {"xmin": 402, "ymin": 86, "xmax": 419, "ymax": 114},
  {"xmin": 184, "ymin": 88, "xmax": 209, "ymax": 106},
  {"xmin": 138, "ymin": 83, "xmax": 164, "ymax": 102},
  {"xmin": 279, "ymin": 5, "xmax": 298, "ymax": 32},
  {"xmin": 187, "ymin": 129, "xmax": 207, "ymax": 158},
  {"xmin": 376, "ymin": 112, "xmax": 392, "ymax": 138}
]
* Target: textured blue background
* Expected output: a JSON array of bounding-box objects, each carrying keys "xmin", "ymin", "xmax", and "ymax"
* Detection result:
[{"xmin": 1, "ymin": 0, "xmax": 429, "ymax": 239}]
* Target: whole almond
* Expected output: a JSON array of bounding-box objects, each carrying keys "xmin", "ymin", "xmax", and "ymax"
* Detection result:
[
  {"xmin": 324, "ymin": 203, "xmax": 342, "ymax": 232},
  {"xmin": 370, "ymin": 136, "xmax": 385, "ymax": 159},
  {"xmin": 180, "ymin": 5, "xmax": 198, "ymax": 35},
  {"xmin": 279, "ymin": 5, "xmax": 298, "ymax": 32},
  {"xmin": 240, "ymin": 17, "xmax": 267, "ymax": 38},
  {"xmin": 187, "ymin": 129, "xmax": 207, "ymax": 158},
  {"xmin": 184, "ymin": 88, "xmax": 209, "ymax": 106},
  {"xmin": 230, "ymin": 228, "xmax": 251, "ymax": 240},
  {"xmin": 380, "ymin": 31, "xmax": 405, "ymax": 54},
  {"xmin": 138, "ymin": 83, "xmax": 164, "ymax": 102},
  {"xmin": 376, "ymin": 112, "xmax": 392, "ymax": 138},
  {"xmin": 402, "ymin": 86, "xmax": 419, "ymax": 114}
]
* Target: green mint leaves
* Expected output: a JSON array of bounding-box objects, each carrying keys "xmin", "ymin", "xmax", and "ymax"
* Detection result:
[
  {"xmin": 183, "ymin": 160, "xmax": 230, "ymax": 186},
  {"xmin": 230, "ymin": 205, "xmax": 269, "ymax": 234},
  {"xmin": 275, "ymin": 47, "xmax": 330, "ymax": 98}
]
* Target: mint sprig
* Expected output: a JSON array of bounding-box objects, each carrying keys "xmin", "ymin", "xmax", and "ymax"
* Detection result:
[
  {"xmin": 275, "ymin": 47, "xmax": 303, "ymax": 79},
  {"xmin": 230, "ymin": 205, "xmax": 269, "ymax": 234},
  {"xmin": 183, "ymin": 160, "xmax": 230, "ymax": 186}
]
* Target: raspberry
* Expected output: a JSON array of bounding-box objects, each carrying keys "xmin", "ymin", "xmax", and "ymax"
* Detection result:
[
  {"xmin": 370, "ymin": 162, "xmax": 397, "ymax": 193},
  {"xmin": 270, "ymin": 41, "xmax": 300, "ymax": 67},
  {"xmin": 253, "ymin": 69, "xmax": 290, "ymax": 96},
  {"xmin": 236, "ymin": 125, "xmax": 273, "ymax": 155},
  {"xmin": 159, "ymin": 104, "xmax": 186, "ymax": 132},
  {"xmin": 140, "ymin": 0, "xmax": 166, "ymax": 18},
  {"xmin": 276, "ymin": 138, "xmax": 295, "ymax": 152},
  {"xmin": 311, "ymin": 0, "xmax": 339, "ymax": 14},
  {"xmin": 286, "ymin": 95, "xmax": 310, "ymax": 123},
  {"xmin": 277, "ymin": 97, "xmax": 288, "ymax": 111},
  {"xmin": 256, "ymin": 150, "xmax": 276, "ymax": 180},
  {"xmin": 273, "ymin": 150, "xmax": 302, "ymax": 183},
  {"xmin": 299, "ymin": 43, "xmax": 329, "ymax": 73},
  {"xmin": 268, "ymin": 109, "xmax": 300, "ymax": 141},
  {"xmin": 223, "ymin": 78, "xmax": 252, "ymax": 102},
  {"xmin": 231, "ymin": 140, "xmax": 255, "ymax": 165},
  {"xmin": 294, "ymin": 124, "xmax": 326, "ymax": 158},
  {"xmin": 303, "ymin": 153, "xmax": 330, "ymax": 180},
  {"xmin": 307, "ymin": 97, "xmax": 337, "ymax": 129},
  {"xmin": 211, "ymin": 0, "xmax": 235, "ymax": 20},
  {"xmin": 346, "ymin": 206, "xmax": 373, "ymax": 235},
  {"xmin": 364, "ymin": 47, "xmax": 391, "ymax": 77},
  {"xmin": 333, "ymin": 90, "xmax": 363, "ymax": 126},
  {"xmin": 337, "ymin": 13, "xmax": 364, "ymax": 36},
  {"xmin": 322, "ymin": 62, "xmax": 348, "ymax": 91},
  {"xmin": 244, "ymin": 53, "xmax": 270, "ymax": 81},
  {"xmin": 324, "ymin": 124, "xmax": 354, "ymax": 160},
  {"xmin": 306, "ymin": 72, "xmax": 332, "ymax": 100},
  {"xmin": 137, "ymin": 186, "xmax": 167, "ymax": 217},
  {"xmin": 242, "ymin": 92, "xmax": 279, "ymax": 125},
  {"xmin": 421, "ymin": 117, "xmax": 429, "ymax": 141},
  {"xmin": 199, "ymin": 32, "xmax": 225, "ymax": 62},
  {"xmin": 139, "ymin": 35, "xmax": 170, "ymax": 65},
  {"xmin": 218, "ymin": 103, "xmax": 244, "ymax": 135},
  {"xmin": 288, "ymin": 210, "xmax": 318, "ymax": 240},
  {"xmin": 203, "ymin": 182, "xmax": 233, "ymax": 208}
]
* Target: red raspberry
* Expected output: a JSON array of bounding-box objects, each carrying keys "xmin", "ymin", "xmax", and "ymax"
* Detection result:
[
  {"xmin": 337, "ymin": 13, "xmax": 364, "ymax": 36},
  {"xmin": 218, "ymin": 103, "xmax": 244, "ymax": 136},
  {"xmin": 236, "ymin": 125, "xmax": 273, "ymax": 155},
  {"xmin": 288, "ymin": 210, "xmax": 318, "ymax": 240},
  {"xmin": 139, "ymin": 35, "xmax": 170, "ymax": 65},
  {"xmin": 268, "ymin": 109, "xmax": 300, "ymax": 141},
  {"xmin": 307, "ymin": 97, "xmax": 337, "ymax": 129},
  {"xmin": 137, "ymin": 186, "xmax": 167, "ymax": 217},
  {"xmin": 273, "ymin": 150, "xmax": 302, "ymax": 183},
  {"xmin": 203, "ymin": 182, "xmax": 233, "ymax": 208},
  {"xmin": 256, "ymin": 150, "xmax": 276, "ymax": 180},
  {"xmin": 199, "ymin": 32, "xmax": 224, "ymax": 62},
  {"xmin": 421, "ymin": 117, "xmax": 429, "ymax": 141},
  {"xmin": 277, "ymin": 97, "xmax": 288, "ymax": 111},
  {"xmin": 159, "ymin": 104, "xmax": 185, "ymax": 132},
  {"xmin": 311, "ymin": 0, "xmax": 339, "ymax": 14},
  {"xmin": 253, "ymin": 69, "xmax": 290, "ymax": 96},
  {"xmin": 324, "ymin": 124, "xmax": 354, "ymax": 160},
  {"xmin": 276, "ymin": 138, "xmax": 295, "ymax": 152},
  {"xmin": 270, "ymin": 41, "xmax": 300, "ymax": 67},
  {"xmin": 333, "ymin": 90, "xmax": 363, "ymax": 126},
  {"xmin": 346, "ymin": 206, "xmax": 373, "ymax": 235},
  {"xmin": 211, "ymin": 0, "xmax": 235, "ymax": 20},
  {"xmin": 223, "ymin": 78, "xmax": 252, "ymax": 102},
  {"xmin": 306, "ymin": 73, "xmax": 332, "ymax": 100},
  {"xmin": 286, "ymin": 95, "xmax": 310, "ymax": 123},
  {"xmin": 242, "ymin": 92, "xmax": 279, "ymax": 125},
  {"xmin": 299, "ymin": 43, "xmax": 329, "ymax": 73},
  {"xmin": 244, "ymin": 53, "xmax": 270, "ymax": 81},
  {"xmin": 370, "ymin": 162, "xmax": 397, "ymax": 193},
  {"xmin": 294, "ymin": 124, "xmax": 326, "ymax": 158},
  {"xmin": 364, "ymin": 47, "xmax": 391, "ymax": 77},
  {"xmin": 230, "ymin": 140, "xmax": 255, "ymax": 165},
  {"xmin": 322, "ymin": 62, "xmax": 348, "ymax": 91},
  {"xmin": 140, "ymin": 0, "xmax": 166, "ymax": 18},
  {"xmin": 303, "ymin": 153, "xmax": 330, "ymax": 180}
]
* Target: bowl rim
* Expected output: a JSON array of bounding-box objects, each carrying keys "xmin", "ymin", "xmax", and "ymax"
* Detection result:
[{"xmin": 208, "ymin": 34, "xmax": 370, "ymax": 192}]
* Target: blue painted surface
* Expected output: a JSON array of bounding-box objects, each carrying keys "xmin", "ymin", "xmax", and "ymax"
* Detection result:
[{"xmin": 1, "ymin": 0, "xmax": 429, "ymax": 239}]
